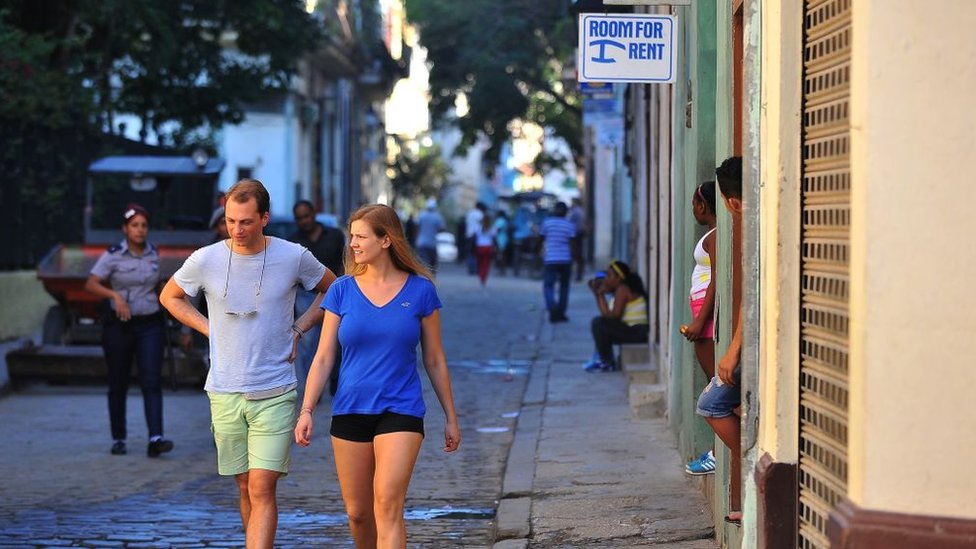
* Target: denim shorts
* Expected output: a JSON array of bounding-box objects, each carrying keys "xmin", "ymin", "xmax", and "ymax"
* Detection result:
[{"xmin": 695, "ymin": 370, "xmax": 741, "ymax": 418}]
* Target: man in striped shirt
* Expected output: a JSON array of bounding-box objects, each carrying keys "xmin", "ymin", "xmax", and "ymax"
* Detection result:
[{"xmin": 539, "ymin": 202, "xmax": 577, "ymax": 323}]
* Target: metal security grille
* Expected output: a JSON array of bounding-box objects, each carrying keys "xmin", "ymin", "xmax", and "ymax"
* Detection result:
[{"xmin": 799, "ymin": 0, "xmax": 851, "ymax": 547}]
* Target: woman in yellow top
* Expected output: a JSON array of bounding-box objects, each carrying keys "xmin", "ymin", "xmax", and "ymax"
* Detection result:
[{"xmin": 585, "ymin": 260, "xmax": 649, "ymax": 372}]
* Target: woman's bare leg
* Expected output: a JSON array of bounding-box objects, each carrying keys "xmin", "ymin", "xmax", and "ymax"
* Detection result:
[
  {"xmin": 333, "ymin": 437, "xmax": 378, "ymax": 548},
  {"xmin": 372, "ymin": 432, "xmax": 423, "ymax": 549}
]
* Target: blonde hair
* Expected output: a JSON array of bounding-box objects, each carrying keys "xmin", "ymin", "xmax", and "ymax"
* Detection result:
[{"xmin": 346, "ymin": 204, "xmax": 433, "ymax": 280}]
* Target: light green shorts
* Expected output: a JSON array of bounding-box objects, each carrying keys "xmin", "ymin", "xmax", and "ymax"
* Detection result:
[{"xmin": 208, "ymin": 390, "xmax": 297, "ymax": 476}]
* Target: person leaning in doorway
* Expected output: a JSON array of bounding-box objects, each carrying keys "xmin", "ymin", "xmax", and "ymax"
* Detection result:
[{"xmin": 85, "ymin": 204, "xmax": 173, "ymax": 458}]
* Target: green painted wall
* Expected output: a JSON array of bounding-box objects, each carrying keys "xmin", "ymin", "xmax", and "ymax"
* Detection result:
[
  {"xmin": 666, "ymin": 0, "xmax": 744, "ymax": 545},
  {"xmin": 712, "ymin": 0, "xmax": 742, "ymax": 545},
  {"xmin": 668, "ymin": 0, "xmax": 718, "ymax": 466}
]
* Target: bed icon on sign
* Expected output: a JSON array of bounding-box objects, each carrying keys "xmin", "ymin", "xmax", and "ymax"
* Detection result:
[
  {"xmin": 589, "ymin": 39, "xmax": 625, "ymax": 63},
  {"xmin": 590, "ymin": 38, "xmax": 627, "ymax": 63}
]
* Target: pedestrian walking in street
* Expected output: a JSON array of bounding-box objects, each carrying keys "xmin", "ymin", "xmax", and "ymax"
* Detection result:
[
  {"xmin": 690, "ymin": 157, "xmax": 744, "ymax": 525},
  {"xmin": 473, "ymin": 212, "xmax": 497, "ymax": 286},
  {"xmin": 160, "ymin": 179, "xmax": 337, "ymax": 548},
  {"xmin": 493, "ymin": 209, "xmax": 512, "ymax": 275},
  {"xmin": 294, "ymin": 203, "xmax": 461, "ymax": 549},
  {"xmin": 539, "ymin": 202, "xmax": 576, "ymax": 323},
  {"xmin": 414, "ymin": 198, "xmax": 445, "ymax": 274},
  {"xmin": 464, "ymin": 201, "xmax": 486, "ymax": 274},
  {"xmin": 289, "ymin": 200, "xmax": 346, "ymax": 398},
  {"xmin": 583, "ymin": 260, "xmax": 649, "ymax": 372},
  {"xmin": 682, "ymin": 181, "xmax": 719, "ymax": 477},
  {"xmin": 85, "ymin": 204, "xmax": 173, "ymax": 458},
  {"xmin": 568, "ymin": 197, "xmax": 587, "ymax": 282}
]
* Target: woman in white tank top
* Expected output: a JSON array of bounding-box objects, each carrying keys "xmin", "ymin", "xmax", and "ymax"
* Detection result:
[{"xmin": 682, "ymin": 182, "xmax": 718, "ymax": 379}]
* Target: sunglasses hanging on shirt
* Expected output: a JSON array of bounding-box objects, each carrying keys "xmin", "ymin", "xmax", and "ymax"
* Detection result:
[{"xmin": 223, "ymin": 237, "xmax": 268, "ymax": 317}]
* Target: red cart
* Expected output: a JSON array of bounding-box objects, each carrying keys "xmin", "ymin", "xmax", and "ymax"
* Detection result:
[{"xmin": 7, "ymin": 154, "xmax": 224, "ymax": 388}]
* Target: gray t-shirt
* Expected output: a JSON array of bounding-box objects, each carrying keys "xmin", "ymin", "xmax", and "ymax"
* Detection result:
[{"xmin": 173, "ymin": 237, "xmax": 326, "ymax": 393}]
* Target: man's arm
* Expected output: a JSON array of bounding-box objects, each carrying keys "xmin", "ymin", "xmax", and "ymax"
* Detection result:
[
  {"xmin": 717, "ymin": 307, "xmax": 743, "ymax": 385},
  {"xmin": 159, "ymin": 278, "xmax": 209, "ymax": 338},
  {"xmin": 293, "ymin": 270, "xmax": 337, "ymax": 335},
  {"xmin": 287, "ymin": 270, "xmax": 338, "ymax": 363}
]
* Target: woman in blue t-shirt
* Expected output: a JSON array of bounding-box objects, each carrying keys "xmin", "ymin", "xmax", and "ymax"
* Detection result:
[{"xmin": 295, "ymin": 203, "xmax": 460, "ymax": 547}]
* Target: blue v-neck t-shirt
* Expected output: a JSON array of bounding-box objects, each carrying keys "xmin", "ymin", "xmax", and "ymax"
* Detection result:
[{"xmin": 322, "ymin": 274, "xmax": 442, "ymax": 417}]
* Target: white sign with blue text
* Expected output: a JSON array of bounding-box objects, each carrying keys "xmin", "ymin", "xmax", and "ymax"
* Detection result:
[{"xmin": 578, "ymin": 13, "xmax": 676, "ymax": 84}]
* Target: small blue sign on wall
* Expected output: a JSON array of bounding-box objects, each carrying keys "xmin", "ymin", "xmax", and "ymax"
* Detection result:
[
  {"xmin": 580, "ymin": 82, "xmax": 615, "ymax": 99},
  {"xmin": 578, "ymin": 13, "xmax": 677, "ymax": 84}
]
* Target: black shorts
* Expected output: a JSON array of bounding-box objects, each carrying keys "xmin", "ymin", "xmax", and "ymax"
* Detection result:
[{"xmin": 330, "ymin": 412, "xmax": 425, "ymax": 442}]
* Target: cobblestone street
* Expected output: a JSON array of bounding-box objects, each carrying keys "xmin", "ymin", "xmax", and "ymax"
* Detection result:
[{"xmin": 0, "ymin": 265, "xmax": 544, "ymax": 548}]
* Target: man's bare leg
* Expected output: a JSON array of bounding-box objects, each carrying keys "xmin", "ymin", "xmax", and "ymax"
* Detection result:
[
  {"xmin": 235, "ymin": 472, "xmax": 250, "ymax": 532},
  {"xmin": 245, "ymin": 469, "xmax": 281, "ymax": 549},
  {"xmin": 705, "ymin": 415, "xmax": 741, "ymax": 514}
]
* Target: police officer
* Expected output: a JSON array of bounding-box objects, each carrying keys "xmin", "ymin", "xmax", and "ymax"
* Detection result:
[{"xmin": 85, "ymin": 204, "xmax": 174, "ymax": 458}]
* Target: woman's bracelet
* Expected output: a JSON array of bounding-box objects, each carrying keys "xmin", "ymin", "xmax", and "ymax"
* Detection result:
[
  {"xmin": 300, "ymin": 407, "xmax": 313, "ymax": 415},
  {"xmin": 291, "ymin": 324, "xmax": 306, "ymax": 338}
]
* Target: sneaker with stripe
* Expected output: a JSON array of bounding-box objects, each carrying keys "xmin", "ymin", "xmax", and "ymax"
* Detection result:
[{"xmin": 685, "ymin": 449, "xmax": 716, "ymax": 475}]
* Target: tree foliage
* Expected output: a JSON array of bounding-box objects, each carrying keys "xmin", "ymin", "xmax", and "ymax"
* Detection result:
[
  {"xmin": 404, "ymin": 0, "xmax": 580, "ymax": 164},
  {"xmin": 0, "ymin": 1, "xmax": 323, "ymax": 267},
  {"xmin": 387, "ymin": 140, "xmax": 452, "ymax": 210},
  {"xmin": 1, "ymin": 1, "xmax": 323, "ymax": 145}
]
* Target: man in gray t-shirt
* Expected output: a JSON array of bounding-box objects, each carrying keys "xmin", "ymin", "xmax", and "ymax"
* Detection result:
[{"xmin": 160, "ymin": 179, "xmax": 335, "ymax": 548}]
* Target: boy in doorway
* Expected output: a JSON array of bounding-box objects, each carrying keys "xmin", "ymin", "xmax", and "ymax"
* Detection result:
[{"xmin": 691, "ymin": 156, "xmax": 744, "ymax": 525}]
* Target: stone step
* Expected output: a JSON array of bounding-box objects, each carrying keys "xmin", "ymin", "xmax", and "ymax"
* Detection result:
[
  {"xmin": 617, "ymin": 343, "xmax": 649, "ymax": 366},
  {"xmin": 623, "ymin": 360, "xmax": 659, "ymax": 384},
  {"xmin": 629, "ymin": 382, "xmax": 667, "ymax": 419}
]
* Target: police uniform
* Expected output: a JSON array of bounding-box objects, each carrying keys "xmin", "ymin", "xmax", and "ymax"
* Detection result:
[{"xmin": 90, "ymin": 240, "xmax": 166, "ymax": 445}]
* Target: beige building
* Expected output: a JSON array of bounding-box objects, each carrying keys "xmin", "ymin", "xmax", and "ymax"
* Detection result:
[
  {"xmin": 752, "ymin": 1, "xmax": 976, "ymax": 546},
  {"xmin": 613, "ymin": 0, "xmax": 976, "ymax": 546}
]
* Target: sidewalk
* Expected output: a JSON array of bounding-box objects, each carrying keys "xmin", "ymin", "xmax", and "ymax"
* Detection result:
[{"xmin": 495, "ymin": 280, "xmax": 717, "ymax": 548}]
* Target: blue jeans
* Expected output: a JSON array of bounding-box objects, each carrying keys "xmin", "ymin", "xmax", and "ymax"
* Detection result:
[
  {"xmin": 543, "ymin": 263, "xmax": 572, "ymax": 317},
  {"xmin": 417, "ymin": 246, "xmax": 438, "ymax": 274},
  {"xmin": 294, "ymin": 289, "xmax": 340, "ymax": 397},
  {"xmin": 102, "ymin": 312, "xmax": 165, "ymax": 440}
]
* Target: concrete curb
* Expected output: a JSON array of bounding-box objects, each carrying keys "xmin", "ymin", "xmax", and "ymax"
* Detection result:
[
  {"xmin": 493, "ymin": 497, "xmax": 531, "ymax": 541},
  {"xmin": 502, "ymin": 404, "xmax": 541, "ymax": 498},
  {"xmin": 492, "ymin": 356, "xmax": 549, "ymax": 548}
]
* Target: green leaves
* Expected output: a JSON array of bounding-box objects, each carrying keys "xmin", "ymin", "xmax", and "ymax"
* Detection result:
[
  {"xmin": 0, "ymin": 1, "xmax": 324, "ymax": 267},
  {"xmin": 405, "ymin": 0, "xmax": 581, "ymax": 163},
  {"xmin": 388, "ymin": 140, "xmax": 452, "ymax": 209},
  {"xmin": 0, "ymin": 1, "xmax": 323, "ymax": 144}
]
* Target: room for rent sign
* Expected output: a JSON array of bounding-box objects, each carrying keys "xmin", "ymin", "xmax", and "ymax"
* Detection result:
[{"xmin": 578, "ymin": 13, "xmax": 677, "ymax": 83}]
